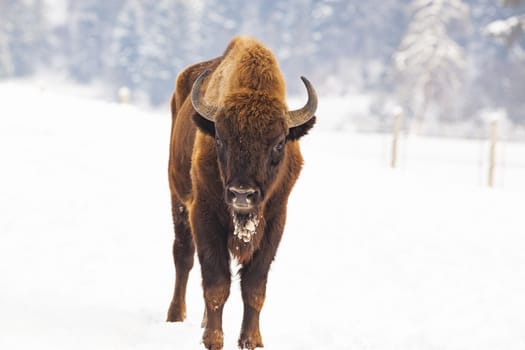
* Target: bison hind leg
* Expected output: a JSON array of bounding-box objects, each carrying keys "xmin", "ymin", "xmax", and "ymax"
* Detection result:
[
  {"xmin": 167, "ymin": 301, "xmax": 186, "ymax": 322},
  {"xmin": 167, "ymin": 197, "xmax": 195, "ymax": 322}
]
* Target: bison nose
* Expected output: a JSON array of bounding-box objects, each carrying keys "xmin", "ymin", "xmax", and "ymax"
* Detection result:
[{"xmin": 227, "ymin": 186, "xmax": 261, "ymax": 210}]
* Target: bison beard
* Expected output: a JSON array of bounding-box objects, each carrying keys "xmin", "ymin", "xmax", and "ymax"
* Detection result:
[
  {"xmin": 229, "ymin": 211, "xmax": 264, "ymax": 264},
  {"xmin": 167, "ymin": 36, "xmax": 317, "ymax": 350},
  {"xmin": 232, "ymin": 211, "xmax": 260, "ymax": 243}
]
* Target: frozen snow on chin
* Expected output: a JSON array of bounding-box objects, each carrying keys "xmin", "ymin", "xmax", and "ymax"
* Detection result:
[{"xmin": 232, "ymin": 212, "xmax": 260, "ymax": 243}]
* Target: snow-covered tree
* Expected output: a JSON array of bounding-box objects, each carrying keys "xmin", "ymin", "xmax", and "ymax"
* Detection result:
[
  {"xmin": 393, "ymin": 0, "xmax": 470, "ymax": 131},
  {"xmin": 110, "ymin": 0, "xmax": 144, "ymax": 89},
  {"xmin": 315, "ymin": 0, "xmax": 406, "ymax": 95},
  {"xmin": 484, "ymin": 0, "xmax": 524, "ymax": 48},
  {"xmin": 485, "ymin": 14, "xmax": 525, "ymax": 47},
  {"xmin": 110, "ymin": 0, "xmax": 205, "ymax": 105},
  {"xmin": 137, "ymin": 0, "xmax": 182, "ymax": 105},
  {"xmin": 67, "ymin": 0, "xmax": 124, "ymax": 82},
  {"xmin": 0, "ymin": 1, "xmax": 14, "ymax": 77},
  {"xmin": 481, "ymin": 0, "xmax": 525, "ymax": 124},
  {"xmin": 0, "ymin": 0, "xmax": 50, "ymax": 76}
]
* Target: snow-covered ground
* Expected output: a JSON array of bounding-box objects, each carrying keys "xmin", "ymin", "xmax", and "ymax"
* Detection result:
[{"xmin": 1, "ymin": 80, "xmax": 524, "ymax": 349}]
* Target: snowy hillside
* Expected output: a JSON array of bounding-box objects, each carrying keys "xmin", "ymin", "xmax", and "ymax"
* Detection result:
[{"xmin": 1, "ymin": 81, "xmax": 524, "ymax": 349}]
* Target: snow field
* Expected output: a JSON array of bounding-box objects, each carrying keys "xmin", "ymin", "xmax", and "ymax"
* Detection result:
[{"xmin": 1, "ymin": 81, "xmax": 524, "ymax": 349}]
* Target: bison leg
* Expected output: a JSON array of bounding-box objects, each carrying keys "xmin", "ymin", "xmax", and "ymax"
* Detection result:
[
  {"xmin": 198, "ymin": 251, "xmax": 231, "ymax": 350},
  {"xmin": 238, "ymin": 253, "xmax": 272, "ymax": 349},
  {"xmin": 191, "ymin": 208, "xmax": 231, "ymax": 350},
  {"xmin": 167, "ymin": 197, "xmax": 194, "ymax": 322}
]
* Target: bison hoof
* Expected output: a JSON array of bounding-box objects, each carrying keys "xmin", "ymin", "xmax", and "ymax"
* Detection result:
[
  {"xmin": 203, "ymin": 328, "xmax": 224, "ymax": 350},
  {"xmin": 238, "ymin": 332, "xmax": 264, "ymax": 349},
  {"xmin": 166, "ymin": 302, "xmax": 186, "ymax": 322}
]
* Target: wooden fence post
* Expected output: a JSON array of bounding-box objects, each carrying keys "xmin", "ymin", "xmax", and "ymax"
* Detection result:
[
  {"xmin": 488, "ymin": 119, "xmax": 498, "ymax": 187},
  {"xmin": 391, "ymin": 107, "xmax": 403, "ymax": 168}
]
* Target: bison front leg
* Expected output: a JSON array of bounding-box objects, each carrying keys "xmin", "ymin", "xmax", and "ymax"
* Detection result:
[
  {"xmin": 199, "ymin": 250, "xmax": 231, "ymax": 350},
  {"xmin": 238, "ymin": 211, "xmax": 285, "ymax": 350},
  {"xmin": 238, "ymin": 254, "xmax": 273, "ymax": 349},
  {"xmin": 192, "ymin": 210, "xmax": 231, "ymax": 349}
]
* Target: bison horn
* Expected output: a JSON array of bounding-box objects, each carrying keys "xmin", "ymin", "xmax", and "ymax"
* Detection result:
[
  {"xmin": 287, "ymin": 77, "xmax": 318, "ymax": 128},
  {"xmin": 191, "ymin": 70, "xmax": 220, "ymax": 122}
]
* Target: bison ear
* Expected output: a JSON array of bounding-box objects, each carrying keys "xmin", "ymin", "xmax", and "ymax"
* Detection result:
[
  {"xmin": 287, "ymin": 116, "xmax": 316, "ymax": 141},
  {"xmin": 192, "ymin": 112, "xmax": 216, "ymax": 137}
]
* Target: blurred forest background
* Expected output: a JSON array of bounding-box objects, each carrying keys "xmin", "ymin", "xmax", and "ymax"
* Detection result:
[{"xmin": 0, "ymin": 0, "xmax": 524, "ymax": 138}]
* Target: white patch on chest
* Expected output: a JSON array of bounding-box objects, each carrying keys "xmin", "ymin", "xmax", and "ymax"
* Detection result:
[{"xmin": 232, "ymin": 213, "xmax": 260, "ymax": 243}]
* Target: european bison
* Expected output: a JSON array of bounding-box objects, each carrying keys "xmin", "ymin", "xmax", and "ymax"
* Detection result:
[{"xmin": 166, "ymin": 36, "xmax": 317, "ymax": 349}]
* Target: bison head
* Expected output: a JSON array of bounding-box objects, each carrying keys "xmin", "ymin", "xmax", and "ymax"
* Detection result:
[{"xmin": 191, "ymin": 70, "xmax": 317, "ymax": 232}]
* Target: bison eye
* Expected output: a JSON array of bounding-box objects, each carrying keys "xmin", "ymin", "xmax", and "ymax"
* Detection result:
[
  {"xmin": 273, "ymin": 139, "xmax": 285, "ymax": 153},
  {"xmin": 270, "ymin": 138, "xmax": 285, "ymax": 166}
]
